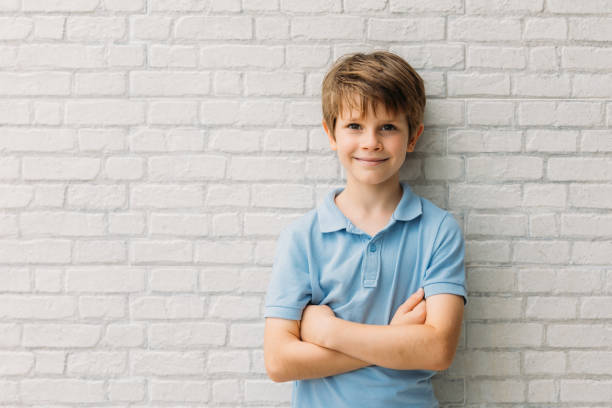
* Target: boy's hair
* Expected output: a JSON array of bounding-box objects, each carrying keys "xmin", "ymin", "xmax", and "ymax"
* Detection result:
[{"xmin": 321, "ymin": 51, "xmax": 426, "ymax": 143}]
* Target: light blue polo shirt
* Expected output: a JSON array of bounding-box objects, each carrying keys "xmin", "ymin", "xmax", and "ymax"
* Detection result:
[{"xmin": 264, "ymin": 181, "xmax": 467, "ymax": 408}]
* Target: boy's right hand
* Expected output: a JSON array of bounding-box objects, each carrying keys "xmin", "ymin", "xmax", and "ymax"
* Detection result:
[{"xmin": 389, "ymin": 288, "xmax": 427, "ymax": 326}]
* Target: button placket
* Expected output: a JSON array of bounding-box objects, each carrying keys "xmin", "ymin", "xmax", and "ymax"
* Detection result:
[{"xmin": 362, "ymin": 238, "xmax": 381, "ymax": 287}]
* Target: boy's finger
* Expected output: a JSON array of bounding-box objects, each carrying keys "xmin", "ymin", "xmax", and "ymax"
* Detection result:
[{"xmin": 400, "ymin": 288, "xmax": 424, "ymax": 310}]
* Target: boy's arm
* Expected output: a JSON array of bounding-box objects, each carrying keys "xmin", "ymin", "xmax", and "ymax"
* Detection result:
[
  {"xmin": 264, "ymin": 317, "xmax": 370, "ymax": 383},
  {"xmin": 301, "ymin": 293, "xmax": 464, "ymax": 371}
]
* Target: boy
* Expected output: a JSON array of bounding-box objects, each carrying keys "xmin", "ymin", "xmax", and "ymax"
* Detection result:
[{"xmin": 263, "ymin": 51, "xmax": 467, "ymax": 407}]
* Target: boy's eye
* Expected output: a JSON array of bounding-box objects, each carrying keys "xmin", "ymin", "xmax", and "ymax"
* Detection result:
[
  {"xmin": 347, "ymin": 123, "xmax": 361, "ymax": 130},
  {"xmin": 381, "ymin": 124, "xmax": 396, "ymax": 131}
]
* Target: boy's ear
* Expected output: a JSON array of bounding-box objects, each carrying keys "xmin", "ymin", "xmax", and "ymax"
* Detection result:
[
  {"xmin": 407, "ymin": 123, "xmax": 424, "ymax": 152},
  {"xmin": 322, "ymin": 119, "xmax": 337, "ymax": 151}
]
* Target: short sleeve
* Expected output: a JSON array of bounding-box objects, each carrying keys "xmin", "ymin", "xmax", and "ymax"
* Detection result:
[
  {"xmin": 264, "ymin": 226, "xmax": 312, "ymax": 320},
  {"xmin": 423, "ymin": 213, "xmax": 468, "ymax": 305}
]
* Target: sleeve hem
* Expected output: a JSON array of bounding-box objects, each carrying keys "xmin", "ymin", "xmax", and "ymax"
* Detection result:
[
  {"xmin": 423, "ymin": 282, "xmax": 468, "ymax": 305},
  {"xmin": 264, "ymin": 305, "xmax": 303, "ymax": 320}
]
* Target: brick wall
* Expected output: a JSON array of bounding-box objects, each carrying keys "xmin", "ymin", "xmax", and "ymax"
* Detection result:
[{"xmin": 1, "ymin": 0, "xmax": 611, "ymax": 405}]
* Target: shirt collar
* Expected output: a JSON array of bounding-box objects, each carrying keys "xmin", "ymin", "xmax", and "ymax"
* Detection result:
[{"xmin": 317, "ymin": 181, "xmax": 423, "ymax": 233}]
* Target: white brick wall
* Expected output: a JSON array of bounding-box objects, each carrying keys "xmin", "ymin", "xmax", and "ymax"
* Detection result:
[{"xmin": 0, "ymin": 1, "xmax": 611, "ymax": 406}]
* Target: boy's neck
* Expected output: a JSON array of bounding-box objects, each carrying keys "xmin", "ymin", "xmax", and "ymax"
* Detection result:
[{"xmin": 336, "ymin": 176, "xmax": 404, "ymax": 217}]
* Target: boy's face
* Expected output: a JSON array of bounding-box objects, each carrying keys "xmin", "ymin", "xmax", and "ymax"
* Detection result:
[{"xmin": 323, "ymin": 97, "xmax": 422, "ymax": 188}]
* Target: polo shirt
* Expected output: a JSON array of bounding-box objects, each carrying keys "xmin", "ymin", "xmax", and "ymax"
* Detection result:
[{"xmin": 264, "ymin": 180, "xmax": 468, "ymax": 408}]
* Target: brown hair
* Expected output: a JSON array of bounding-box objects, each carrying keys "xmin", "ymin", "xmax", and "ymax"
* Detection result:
[{"xmin": 321, "ymin": 51, "xmax": 426, "ymax": 143}]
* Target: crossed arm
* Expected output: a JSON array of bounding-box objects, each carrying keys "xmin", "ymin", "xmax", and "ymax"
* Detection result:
[{"xmin": 264, "ymin": 289, "xmax": 464, "ymax": 383}]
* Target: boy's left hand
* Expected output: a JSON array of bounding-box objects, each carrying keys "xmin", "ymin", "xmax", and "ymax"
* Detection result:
[{"xmin": 300, "ymin": 303, "xmax": 336, "ymax": 346}]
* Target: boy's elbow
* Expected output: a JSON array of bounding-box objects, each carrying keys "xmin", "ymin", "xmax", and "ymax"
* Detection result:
[
  {"xmin": 265, "ymin": 358, "xmax": 288, "ymax": 383},
  {"xmin": 433, "ymin": 335, "xmax": 459, "ymax": 371}
]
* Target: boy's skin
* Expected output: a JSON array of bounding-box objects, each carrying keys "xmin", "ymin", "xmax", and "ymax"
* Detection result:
[{"xmin": 264, "ymin": 96, "xmax": 464, "ymax": 382}]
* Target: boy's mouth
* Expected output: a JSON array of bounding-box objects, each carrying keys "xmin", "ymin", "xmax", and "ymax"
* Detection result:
[{"xmin": 354, "ymin": 157, "xmax": 389, "ymax": 162}]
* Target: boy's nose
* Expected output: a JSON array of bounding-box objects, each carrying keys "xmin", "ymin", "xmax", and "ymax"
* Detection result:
[{"xmin": 362, "ymin": 129, "xmax": 382, "ymax": 149}]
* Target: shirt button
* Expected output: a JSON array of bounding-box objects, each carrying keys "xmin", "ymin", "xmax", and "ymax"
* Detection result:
[{"xmin": 369, "ymin": 244, "xmax": 377, "ymax": 252}]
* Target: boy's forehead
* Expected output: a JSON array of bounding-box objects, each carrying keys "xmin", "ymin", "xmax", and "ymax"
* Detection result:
[{"xmin": 338, "ymin": 98, "xmax": 398, "ymax": 121}]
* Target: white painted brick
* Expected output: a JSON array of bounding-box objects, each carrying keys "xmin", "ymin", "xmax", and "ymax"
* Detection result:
[
  {"xmin": 67, "ymin": 351, "xmax": 126, "ymax": 375},
  {"xmin": 528, "ymin": 379, "xmax": 555, "ymax": 403},
  {"xmin": 467, "ymin": 46, "xmax": 525, "ymax": 69},
  {"xmin": 213, "ymin": 71, "xmax": 242, "ymax": 95},
  {"xmin": 524, "ymin": 17, "xmax": 567, "ymax": 40},
  {"xmin": 562, "ymin": 213, "xmax": 612, "ymax": 237},
  {"xmin": 66, "ymin": 184, "xmax": 125, "ymax": 210},
  {"xmin": 0, "ymin": 17, "xmax": 32, "ymax": 40},
  {"xmin": 450, "ymin": 184, "xmax": 522, "ymax": 209},
  {"xmin": 467, "ymin": 379, "xmax": 525, "ymax": 403},
  {"xmin": 466, "ymin": 101, "xmax": 513, "ymax": 126},
  {"xmin": 130, "ymin": 296, "xmax": 204, "ymax": 319},
  {"xmin": 526, "ymin": 129, "xmax": 577, "ymax": 152},
  {"xmin": 208, "ymin": 350, "xmax": 250, "ymax": 373},
  {"xmin": 548, "ymin": 0, "xmax": 612, "ymax": 13},
  {"xmin": 21, "ymin": 379, "xmax": 105, "ymax": 403},
  {"xmin": 368, "ymin": 18, "xmax": 445, "ymax": 41},
  {"xmin": 513, "ymin": 240, "xmax": 570, "ymax": 264},
  {"xmin": 131, "ymin": 240, "xmax": 192, "ymax": 263},
  {"xmin": 167, "ymin": 128, "xmax": 205, "ymax": 151},
  {"xmin": 518, "ymin": 268, "xmax": 602, "ymax": 294},
  {"xmin": 33, "ymin": 101, "xmax": 62, "ymax": 125},
  {"xmin": 149, "ymin": 45, "xmax": 197, "ymax": 68},
  {"xmin": 466, "ymin": 0, "xmax": 543, "ymax": 14},
  {"xmin": 255, "ymin": 16, "xmax": 289, "ymax": 40},
  {"xmin": 239, "ymin": 100, "xmax": 285, "ymax": 125},
  {"xmin": 286, "ymin": 45, "xmax": 330, "ymax": 68},
  {"xmin": 549, "ymin": 158, "xmax": 612, "ymax": 181},
  {"xmin": 74, "ymin": 240, "xmax": 126, "ymax": 263},
  {"xmin": 581, "ymin": 130, "xmax": 612, "ymax": 152},
  {"xmin": 78, "ymin": 129, "xmax": 126, "ymax": 152},
  {"xmin": 149, "ymin": 0, "xmax": 209, "ymax": 11},
  {"xmin": 0, "ymin": 128, "xmax": 74, "ymax": 152},
  {"xmin": 108, "ymin": 379, "xmax": 146, "ymax": 402},
  {"xmin": 34, "ymin": 268, "xmax": 62, "ymax": 292},
  {"xmin": 529, "ymin": 213, "xmax": 559, "ymax": 237},
  {"xmin": 547, "ymin": 324, "xmax": 612, "ymax": 347},
  {"xmin": 449, "ymin": 17, "xmax": 521, "ymax": 41},
  {"xmin": 569, "ymin": 17, "xmax": 612, "ymax": 42},
  {"xmin": 529, "ymin": 47, "xmax": 559, "ymax": 71},
  {"xmin": 0, "ymin": 352, "xmax": 34, "ymax": 375},
  {"xmin": 518, "ymin": 101, "xmax": 603, "ymax": 127},
  {"xmin": 423, "ymin": 157, "xmax": 463, "ymax": 180},
  {"xmin": 105, "ymin": 157, "xmax": 144, "ymax": 180},
  {"xmin": 34, "ymin": 350, "xmax": 65, "ymax": 374},
  {"xmin": 149, "ymin": 322, "xmax": 225, "ymax": 347},
  {"xmin": 150, "ymin": 213, "xmax": 208, "ymax": 236},
  {"xmin": 108, "ymin": 44, "xmax": 145, "ymax": 67},
  {"xmin": 573, "ymin": 74, "xmax": 612, "ymax": 98},
  {"xmin": 244, "ymin": 379, "xmax": 292, "ymax": 402},
  {"xmin": 465, "ymin": 240, "xmax": 511, "ymax": 263},
  {"xmin": 130, "ymin": 72, "xmax": 210, "ymax": 96},
  {"xmin": 572, "ymin": 241, "xmax": 612, "ymax": 265},
  {"xmin": 230, "ymin": 157, "xmax": 304, "ymax": 181},
  {"xmin": 20, "ymin": 211, "xmax": 104, "ymax": 236},
  {"xmin": 390, "ymin": 0, "xmax": 463, "ymax": 13},
  {"xmin": 103, "ymin": 324, "xmax": 144, "ymax": 347},
  {"xmin": 150, "ymin": 380, "xmax": 209, "ymax": 402},
  {"xmin": 75, "ymin": 72, "xmax": 125, "ymax": 96},
  {"xmin": 66, "ymin": 267, "xmax": 144, "ymax": 292},
  {"xmin": 305, "ymin": 156, "xmax": 340, "ymax": 180},
  {"xmin": 148, "ymin": 155, "xmax": 225, "ymax": 181},
  {"xmin": 263, "ymin": 129, "xmax": 308, "ymax": 152},
  {"xmin": 467, "ymin": 213, "xmax": 527, "ymax": 237},
  {"xmin": 175, "ymin": 16, "xmax": 252, "ymax": 40},
  {"xmin": 0, "ymin": 0, "xmax": 20, "ymax": 11},
  {"xmin": 78, "ymin": 296, "xmax": 125, "ymax": 319},
  {"xmin": 109, "ymin": 212, "xmax": 145, "ymax": 235},
  {"xmin": 526, "ymin": 296, "xmax": 577, "ymax": 319},
  {"xmin": 469, "ymin": 323, "xmax": 543, "ymax": 348},
  {"xmin": 561, "ymin": 380, "xmax": 612, "ymax": 403},
  {"xmin": 563, "ymin": 46, "xmax": 612, "ymax": 71},
  {"xmin": 212, "ymin": 379, "xmax": 240, "ymax": 402},
  {"xmin": 200, "ymin": 100, "xmax": 240, "ymax": 125},
  {"xmin": 206, "ymin": 184, "xmax": 249, "ymax": 207},
  {"xmin": 66, "ymin": 17, "xmax": 125, "ymax": 41},
  {"xmin": 465, "ymin": 296, "xmax": 522, "ymax": 319},
  {"xmin": 568, "ymin": 351, "xmax": 612, "ymax": 374},
  {"xmin": 580, "ymin": 297, "xmax": 612, "ymax": 319},
  {"xmin": 211, "ymin": 213, "xmax": 240, "ymax": 236},
  {"xmin": 150, "ymin": 268, "xmax": 197, "ymax": 292},
  {"xmin": 524, "ymin": 350, "xmax": 566, "ymax": 374},
  {"xmin": 0, "ymin": 73, "xmax": 70, "ymax": 96},
  {"xmin": 23, "ymin": 0, "xmax": 98, "ymax": 11},
  {"xmin": 0, "ymin": 101, "xmax": 31, "ymax": 124},
  {"xmin": 131, "ymin": 351, "xmax": 205, "ymax": 375},
  {"xmin": 230, "ymin": 323, "xmax": 263, "ymax": 347},
  {"xmin": 246, "ymin": 71, "xmax": 303, "ymax": 96},
  {"xmin": 209, "ymin": 295, "xmax": 260, "ymax": 319},
  {"xmin": 467, "ymin": 156, "xmax": 542, "ymax": 181},
  {"xmin": 251, "ymin": 183, "xmax": 314, "ymax": 208},
  {"xmin": 200, "ymin": 45, "xmax": 283, "ymax": 68},
  {"xmin": 391, "ymin": 44, "xmax": 464, "ymax": 69},
  {"xmin": 448, "ymin": 130, "xmax": 521, "ymax": 153},
  {"xmin": 18, "ymin": 45, "xmax": 104, "ymax": 69},
  {"xmin": 512, "ymin": 73, "xmax": 571, "ymax": 97},
  {"xmin": 130, "ymin": 16, "xmax": 171, "ymax": 40},
  {"xmin": 66, "ymin": 100, "xmax": 145, "ymax": 125},
  {"xmin": 209, "ymin": 129, "xmax": 260, "ymax": 152},
  {"xmin": 449, "ymin": 73, "xmax": 510, "ymax": 96},
  {"xmin": 569, "ymin": 183, "xmax": 612, "ymax": 209},
  {"xmin": 103, "ymin": 0, "xmax": 144, "ymax": 11},
  {"xmin": 523, "ymin": 183, "xmax": 566, "ymax": 208},
  {"xmin": 424, "ymin": 100, "xmax": 465, "ymax": 126},
  {"xmin": 200, "ymin": 267, "xmax": 241, "ymax": 292},
  {"xmin": 240, "ymin": 268, "xmax": 271, "ymax": 293},
  {"xmin": 149, "ymin": 101, "xmax": 199, "ymax": 125},
  {"xmin": 23, "ymin": 324, "xmax": 101, "ymax": 347},
  {"xmin": 195, "ymin": 240, "xmax": 253, "ymax": 264},
  {"xmin": 449, "ymin": 351, "xmax": 519, "ymax": 377},
  {"xmin": 292, "ymin": 16, "xmax": 363, "ymax": 39}
]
